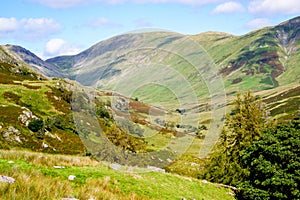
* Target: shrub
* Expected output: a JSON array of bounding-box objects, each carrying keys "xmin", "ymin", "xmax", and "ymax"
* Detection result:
[{"xmin": 28, "ymin": 119, "xmax": 44, "ymax": 132}]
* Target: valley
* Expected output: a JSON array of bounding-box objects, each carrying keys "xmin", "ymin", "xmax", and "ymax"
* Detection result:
[{"xmin": 0, "ymin": 16, "xmax": 299, "ymax": 199}]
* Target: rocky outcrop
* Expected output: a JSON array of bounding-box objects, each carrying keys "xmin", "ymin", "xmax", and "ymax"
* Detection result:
[
  {"xmin": 18, "ymin": 107, "xmax": 38, "ymax": 126},
  {"xmin": 2, "ymin": 126, "xmax": 22, "ymax": 144}
]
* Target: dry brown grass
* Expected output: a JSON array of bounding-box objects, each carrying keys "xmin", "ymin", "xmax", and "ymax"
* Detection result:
[{"xmin": 0, "ymin": 149, "xmax": 101, "ymax": 168}]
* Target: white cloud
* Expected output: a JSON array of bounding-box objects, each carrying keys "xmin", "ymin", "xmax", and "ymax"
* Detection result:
[
  {"xmin": 0, "ymin": 18, "xmax": 19, "ymax": 32},
  {"xmin": 0, "ymin": 17, "xmax": 61, "ymax": 39},
  {"xmin": 44, "ymin": 38, "xmax": 81, "ymax": 57},
  {"xmin": 212, "ymin": 1, "xmax": 244, "ymax": 14},
  {"xmin": 249, "ymin": 0, "xmax": 300, "ymax": 15},
  {"xmin": 247, "ymin": 18, "xmax": 272, "ymax": 30},
  {"xmin": 21, "ymin": 18, "xmax": 60, "ymax": 32},
  {"xmin": 21, "ymin": 18, "xmax": 61, "ymax": 38},
  {"xmin": 87, "ymin": 18, "xmax": 122, "ymax": 28},
  {"xmin": 45, "ymin": 38, "xmax": 66, "ymax": 55},
  {"xmin": 28, "ymin": 0, "xmax": 225, "ymax": 8}
]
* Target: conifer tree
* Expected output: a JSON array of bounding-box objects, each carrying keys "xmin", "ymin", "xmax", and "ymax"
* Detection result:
[{"xmin": 202, "ymin": 91, "xmax": 267, "ymax": 185}]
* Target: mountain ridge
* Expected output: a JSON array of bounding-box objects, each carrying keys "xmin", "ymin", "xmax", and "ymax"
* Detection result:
[{"xmin": 5, "ymin": 16, "xmax": 300, "ymax": 87}]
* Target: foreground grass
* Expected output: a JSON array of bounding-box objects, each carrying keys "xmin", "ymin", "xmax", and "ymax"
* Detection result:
[{"xmin": 0, "ymin": 149, "xmax": 234, "ymax": 200}]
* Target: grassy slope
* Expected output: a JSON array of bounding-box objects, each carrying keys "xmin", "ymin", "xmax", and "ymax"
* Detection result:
[
  {"xmin": 0, "ymin": 149, "xmax": 234, "ymax": 200},
  {"xmin": 0, "ymin": 51, "xmax": 85, "ymax": 153}
]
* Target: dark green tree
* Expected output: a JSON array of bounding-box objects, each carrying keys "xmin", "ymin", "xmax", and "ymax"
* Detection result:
[
  {"xmin": 236, "ymin": 120, "xmax": 300, "ymax": 199},
  {"xmin": 202, "ymin": 91, "xmax": 267, "ymax": 185}
]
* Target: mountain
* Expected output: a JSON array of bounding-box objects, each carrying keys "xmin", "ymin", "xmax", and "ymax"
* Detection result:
[
  {"xmin": 43, "ymin": 17, "xmax": 299, "ymax": 95},
  {"xmin": 4, "ymin": 45, "xmax": 61, "ymax": 77},
  {"xmin": 43, "ymin": 16, "xmax": 300, "ymax": 121},
  {"xmin": 0, "ymin": 45, "xmax": 85, "ymax": 153},
  {"xmin": 2, "ymin": 17, "xmax": 298, "ymax": 140},
  {"xmin": 46, "ymin": 17, "xmax": 300, "ymax": 89},
  {"xmin": 193, "ymin": 16, "xmax": 300, "ymax": 88}
]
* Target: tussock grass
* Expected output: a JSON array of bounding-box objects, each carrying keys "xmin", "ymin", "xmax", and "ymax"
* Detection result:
[
  {"xmin": 0, "ymin": 149, "xmax": 234, "ymax": 200},
  {"xmin": 0, "ymin": 169, "xmax": 144, "ymax": 200}
]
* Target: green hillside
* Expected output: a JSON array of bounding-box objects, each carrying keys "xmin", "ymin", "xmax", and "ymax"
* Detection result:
[
  {"xmin": 0, "ymin": 149, "xmax": 234, "ymax": 200},
  {"xmin": 0, "ymin": 45, "xmax": 147, "ymax": 156}
]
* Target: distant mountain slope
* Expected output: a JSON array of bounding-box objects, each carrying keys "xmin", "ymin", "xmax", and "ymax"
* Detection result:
[
  {"xmin": 46, "ymin": 34, "xmax": 153, "ymax": 82},
  {"xmin": 193, "ymin": 16, "xmax": 300, "ymax": 89},
  {"xmin": 45, "ymin": 17, "xmax": 300, "ymax": 93},
  {"xmin": 4, "ymin": 45, "xmax": 61, "ymax": 77},
  {"xmin": 42, "ymin": 16, "xmax": 300, "ymax": 123}
]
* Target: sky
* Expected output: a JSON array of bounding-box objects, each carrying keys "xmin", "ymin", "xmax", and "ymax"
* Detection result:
[{"xmin": 0, "ymin": 0, "xmax": 299, "ymax": 59}]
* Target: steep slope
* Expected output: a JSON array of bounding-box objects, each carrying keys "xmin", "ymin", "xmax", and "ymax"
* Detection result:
[
  {"xmin": 0, "ymin": 45, "xmax": 84, "ymax": 153},
  {"xmin": 4, "ymin": 45, "xmax": 61, "ymax": 77},
  {"xmin": 2, "ymin": 45, "xmax": 196, "ymax": 169},
  {"xmin": 46, "ymin": 34, "xmax": 138, "ymax": 80},
  {"xmin": 0, "ymin": 46, "xmax": 149, "ymax": 156},
  {"xmin": 195, "ymin": 16, "xmax": 300, "ymax": 91}
]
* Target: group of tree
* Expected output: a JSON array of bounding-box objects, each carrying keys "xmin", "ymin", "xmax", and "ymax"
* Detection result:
[{"xmin": 202, "ymin": 91, "xmax": 299, "ymax": 199}]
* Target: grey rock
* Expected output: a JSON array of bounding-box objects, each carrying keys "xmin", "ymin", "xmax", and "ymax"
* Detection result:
[
  {"xmin": 0, "ymin": 175, "xmax": 15, "ymax": 183},
  {"xmin": 68, "ymin": 175, "xmax": 76, "ymax": 181},
  {"xmin": 110, "ymin": 163, "xmax": 121, "ymax": 171},
  {"xmin": 147, "ymin": 166, "xmax": 165, "ymax": 173}
]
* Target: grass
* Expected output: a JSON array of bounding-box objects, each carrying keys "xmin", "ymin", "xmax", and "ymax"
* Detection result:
[{"xmin": 0, "ymin": 149, "xmax": 235, "ymax": 200}]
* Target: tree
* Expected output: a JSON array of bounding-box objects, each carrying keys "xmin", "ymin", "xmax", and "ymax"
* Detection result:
[
  {"xmin": 202, "ymin": 91, "xmax": 268, "ymax": 185},
  {"xmin": 236, "ymin": 120, "xmax": 300, "ymax": 200}
]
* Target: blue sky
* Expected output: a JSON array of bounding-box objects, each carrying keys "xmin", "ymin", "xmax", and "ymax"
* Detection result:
[{"xmin": 0, "ymin": 0, "xmax": 299, "ymax": 59}]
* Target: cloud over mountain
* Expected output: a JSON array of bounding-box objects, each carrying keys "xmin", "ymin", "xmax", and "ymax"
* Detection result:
[{"xmin": 44, "ymin": 38, "xmax": 81, "ymax": 58}]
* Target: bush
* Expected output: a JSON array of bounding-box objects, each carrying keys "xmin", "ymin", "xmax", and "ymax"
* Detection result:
[
  {"xmin": 96, "ymin": 104, "xmax": 110, "ymax": 119},
  {"xmin": 28, "ymin": 119, "xmax": 44, "ymax": 132}
]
